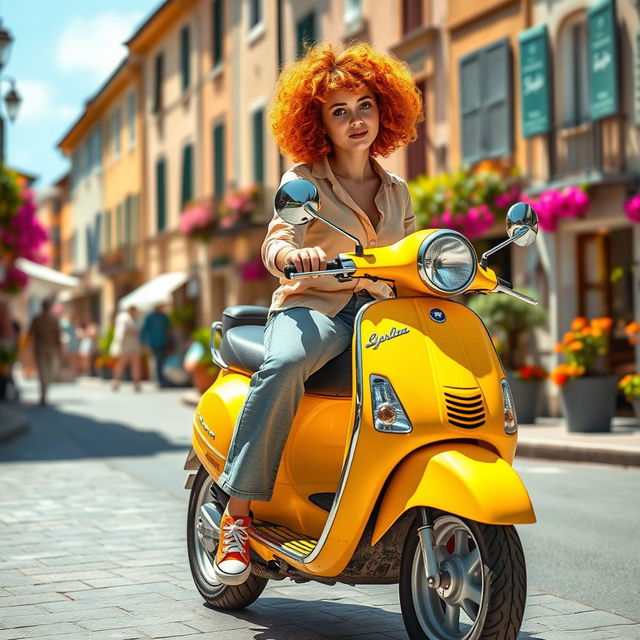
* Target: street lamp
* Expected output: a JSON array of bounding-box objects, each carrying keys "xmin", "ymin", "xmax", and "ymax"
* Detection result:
[
  {"xmin": 0, "ymin": 19, "xmax": 20, "ymax": 165},
  {"xmin": 4, "ymin": 80, "xmax": 21, "ymax": 122},
  {"xmin": 0, "ymin": 21, "xmax": 14, "ymax": 70}
]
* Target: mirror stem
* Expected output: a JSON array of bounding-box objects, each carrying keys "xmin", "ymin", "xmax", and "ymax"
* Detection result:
[
  {"xmin": 480, "ymin": 226, "xmax": 528, "ymax": 269},
  {"xmin": 303, "ymin": 203, "xmax": 364, "ymax": 256}
]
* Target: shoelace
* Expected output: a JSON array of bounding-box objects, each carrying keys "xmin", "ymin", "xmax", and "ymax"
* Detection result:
[{"xmin": 221, "ymin": 520, "xmax": 249, "ymax": 559}]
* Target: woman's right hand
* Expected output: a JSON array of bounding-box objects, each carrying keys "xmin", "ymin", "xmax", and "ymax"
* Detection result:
[{"xmin": 279, "ymin": 246, "xmax": 327, "ymax": 273}]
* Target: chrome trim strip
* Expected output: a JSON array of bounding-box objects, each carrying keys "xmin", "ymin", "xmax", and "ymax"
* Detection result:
[
  {"xmin": 210, "ymin": 321, "xmax": 228, "ymax": 369},
  {"xmin": 417, "ymin": 229, "xmax": 478, "ymax": 295},
  {"xmin": 302, "ymin": 298, "xmax": 379, "ymax": 565}
]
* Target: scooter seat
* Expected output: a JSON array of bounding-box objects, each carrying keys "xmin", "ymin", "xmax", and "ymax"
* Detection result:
[{"xmin": 219, "ymin": 325, "xmax": 352, "ymax": 397}]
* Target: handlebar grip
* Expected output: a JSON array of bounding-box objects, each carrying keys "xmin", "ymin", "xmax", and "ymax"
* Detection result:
[
  {"xmin": 325, "ymin": 259, "xmax": 341, "ymax": 271},
  {"xmin": 284, "ymin": 263, "xmax": 297, "ymax": 280}
]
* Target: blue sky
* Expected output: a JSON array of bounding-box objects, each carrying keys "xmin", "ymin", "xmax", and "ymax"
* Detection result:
[{"xmin": 2, "ymin": 1, "xmax": 158, "ymax": 187}]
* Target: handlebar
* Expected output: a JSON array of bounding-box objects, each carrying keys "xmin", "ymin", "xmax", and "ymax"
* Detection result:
[{"xmin": 284, "ymin": 259, "xmax": 343, "ymax": 280}]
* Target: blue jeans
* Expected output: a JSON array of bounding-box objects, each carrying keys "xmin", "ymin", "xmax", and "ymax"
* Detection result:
[
  {"xmin": 218, "ymin": 292, "xmax": 373, "ymax": 501},
  {"xmin": 151, "ymin": 347, "xmax": 167, "ymax": 387}
]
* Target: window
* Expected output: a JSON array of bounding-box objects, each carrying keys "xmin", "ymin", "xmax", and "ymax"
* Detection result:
[
  {"xmin": 213, "ymin": 122, "xmax": 225, "ymax": 198},
  {"xmin": 91, "ymin": 127, "xmax": 102, "ymax": 172},
  {"xmin": 127, "ymin": 90, "xmax": 136, "ymax": 148},
  {"xmin": 93, "ymin": 213, "xmax": 101, "ymax": 262},
  {"xmin": 252, "ymin": 107, "xmax": 264, "ymax": 184},
  {"xmin": 125, "ymin": 195, "xmax": 132, "ymax": 246},
  {"xmin": 212, "ymin": 0, "xmax": 224, "ymax": 67},
  {"xmin": 82, "ymin": 139, "xmax": 91, "ymax": 179},
  {"xmin": 344, "ymin": 0, "xmax": 363, "ymax": 32},
  {"xmin": 156, "ymin": 158, "xmax": 167, "ymax": 232},
  {"xmin": 296, "ymin": 12, "xmax": 316, "ymax": 59},
  {"xmin": 561, "ymin": 16, "xmax": 589, "ymax": 127},
  {"xmin": 459, "ymin": 39, "xmax": 513, "ymax": 165},
  {"xmin": 402, "ymin": 0, "xmax": 423, "ymax": 36},
  {"xmin": 180, "ymin": 25, "xmax": 191, "ymax": 92},
  {"xmin": 249, "ymin": 0, "xmax": 262, "ymax": 30},
  {"xmin": 407, "ymin": 79, "xmax": 427, "ymax": 179},
  {"xmin": 181, "ymin": 143, "xmax": 194, "ymax": 206},
  {"xmin": 71, "ymin": 151, "xmax": 80, "ymax": 189},
  {"xmin": 104, "ymin": 210, "xmax": 112, "ymax": 253},
  {"xmin": 112, "ymin": 108, "xmax": 122, "ymax": 157},
  {"xmin": 153, "ymin": 52, "xmax": 164, "ymax": 114},
  {"xmin": 116, "ymin": 203, "xmax": 124, "ymax": 247}
]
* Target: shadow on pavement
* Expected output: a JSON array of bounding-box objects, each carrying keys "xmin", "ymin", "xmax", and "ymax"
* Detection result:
[
  {"xmin": 204, "ymin": 596, "xmax": 545, "ymax": 639},
  {"xmin": 0, "ymin": 401, "xmax": 187, "ymax": 463}
]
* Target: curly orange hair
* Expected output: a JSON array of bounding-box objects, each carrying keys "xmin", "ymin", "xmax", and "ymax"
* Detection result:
[{"xmin": 270, "ymin": 42, "xmax": 424, "ymax": 164}]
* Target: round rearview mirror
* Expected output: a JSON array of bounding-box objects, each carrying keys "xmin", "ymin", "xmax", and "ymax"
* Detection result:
[
  {"xmin": 274, "ymin": 179, "xmax": 320, "ymax": 225},
  {"xmin": 506, "ymin": 202, "xmax": 538, "ymax": 247}
]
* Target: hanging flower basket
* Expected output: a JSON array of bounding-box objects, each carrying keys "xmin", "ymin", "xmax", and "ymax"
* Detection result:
[{"xmin": 180, "ymin": 200, "xmax": 218, "ymax": 241}]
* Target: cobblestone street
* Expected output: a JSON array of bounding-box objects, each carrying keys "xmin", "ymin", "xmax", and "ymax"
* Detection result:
[{"xmin": 1, "ymin": 381, "xmax": 639, "ymax": 639}]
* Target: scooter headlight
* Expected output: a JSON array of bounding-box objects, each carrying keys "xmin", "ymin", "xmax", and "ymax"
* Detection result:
[{"xmin": 417, "ymin": 230, "xmax": 477, "ymax": 294}]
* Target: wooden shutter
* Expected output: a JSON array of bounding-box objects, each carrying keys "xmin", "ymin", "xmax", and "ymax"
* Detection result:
[
  {"xmin": 181, "ymin": 26, "xmax": 190, "ymax": 91},
  {"xmin": 402, "ymin": 0, "xmax": 423, "ymax": 35},
  {"xmin": 296, "ymin": 13, "xmax": 316, "ymax": 58},
  {"xmin": 407, "ymin": 79, "xmax": 427, "ymax": 179},
  {"xmin": 482, "ymin": 39, "xmax": 513, "ymax": 158},
  {"xmin": 253, "ymin": 109, "xmax": 264, "ymax": 184},
  {"xmin": 460, "ymin": 51, "xmax": 482, "ymax": 164},
  {"xmin": 154, "ymin": 53, "xmax": 164, "ymax": 113},
  {"xmin": 213, "ymin": 124, "xmax": 225, "ymax": 198},
  {"xmin": 104, "ymin": 210, "xmax": 112, "ymax": 252},
  {"xmin": 156, "ymin": 159, "xmax": 167, "ymax": 232},
  {"xmin": 212, "ymin": 0, "xmax": 223, "ymax": 66},
  {"xmin": 181, "ymin": 144, "xmax": 194, "ymax": 206},
  {"xmin": 124, "ymin": 196, "xmax": 132, "ymax": 246}
]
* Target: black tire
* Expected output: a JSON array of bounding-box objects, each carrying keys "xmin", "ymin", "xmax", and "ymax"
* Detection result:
[
  {"xmin": 399, "ymin": 512, "xmax": 526, "ymax": 640},
  {"xmin": 187, "ymin": 466, "xmax": 268, "ymax": 610}
]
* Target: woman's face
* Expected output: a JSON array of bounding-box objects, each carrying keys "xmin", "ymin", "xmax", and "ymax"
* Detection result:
[{"xmin": 321, "ymin": 86, "xmax": 379, "ymax": 154}]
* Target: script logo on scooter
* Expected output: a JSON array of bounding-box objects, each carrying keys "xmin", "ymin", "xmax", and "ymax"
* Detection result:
[
  {"xmin": 430, "ymin": 308, "xmax": 446, "ymax": 323},
  {"xmin": 197, "ymin": 412, "xmax": 216, "ymax": 440},
  {"xmin": 365, "ymin": 326, "xmax": 410, "ymax": 350}
]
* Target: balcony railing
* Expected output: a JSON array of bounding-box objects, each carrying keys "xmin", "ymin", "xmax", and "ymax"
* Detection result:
[
  {"xmin": 550, "ymin": 115, "xmax": 625, "ymax": 181},
  {"xmin": 99, "ymin": 246, "xmax": 137, "ymax": 276}
]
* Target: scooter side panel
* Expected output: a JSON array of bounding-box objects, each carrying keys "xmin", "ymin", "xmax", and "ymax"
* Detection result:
[{"xmin": 371, "ymin": 443, "xmax": 536, "ymax": 546}]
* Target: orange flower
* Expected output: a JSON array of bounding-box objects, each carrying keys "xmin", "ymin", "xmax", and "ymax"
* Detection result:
[
  {"xmin": 554, "ymin": 343, "xmax": 565, "ymax": 353},
  {"xmin": 619, "ymin": 374, "xmax": 633, "ymax": 387},
  {"xmin": 551, "ymin": 370, "xmax": 568, "ymax": 386},
  {"xmin": 568, "ymin": 341, "xmax": 584, "ymax": 351},
  {"xmin": 581, "ymin": 327, "xmax": 592, "ymax": 337},
  {"xmin": 591, "ymin": 328, "xmax": 603, "ymax": 338},
  {"xmin": 563, "ymin": 332, "xmax": 575, "ymax": 345},
  {"xmin": 591, "ymin": 317, "xmax": 613, "ymax": 331},
  {"xmin": 571, "ymin": 317, "xmax": 587, "ymax": 331},
  {"xmin": 631, "ymin": 337, "xmax": 639, "ymax": 346},
  {"xmin": 624, "ymin": 321, "xmax": 640, "ymax": 336}
]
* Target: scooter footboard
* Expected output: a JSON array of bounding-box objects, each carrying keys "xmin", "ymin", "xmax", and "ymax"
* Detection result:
[{"xmin": 372, "ymin": 443, "xmax": 536, "ymax": 545}]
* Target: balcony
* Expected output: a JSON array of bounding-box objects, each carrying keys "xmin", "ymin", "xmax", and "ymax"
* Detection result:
[
  {"xmin": 549, "ymin": 115, "xmax": 626, "ymax": 183},
  {"xmin": 99, "ymin": 246, "xmax": 137, "ymax": 276}
]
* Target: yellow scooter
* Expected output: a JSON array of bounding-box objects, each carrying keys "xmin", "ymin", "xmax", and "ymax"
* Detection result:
[{"xmin": 184, "ymin": 178, "xmax": 538, "ymax": 640}]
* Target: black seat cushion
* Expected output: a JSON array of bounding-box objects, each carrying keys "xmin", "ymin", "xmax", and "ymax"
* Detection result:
[
  {"xmin": 222, "ymin": 305, "xmax": 269, "ymax": 334},
  {"xmin": 219, "ymin": 325, "xmax": 352, "ymax": 397}
]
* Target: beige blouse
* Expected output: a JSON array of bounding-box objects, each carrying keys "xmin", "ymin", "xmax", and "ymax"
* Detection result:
[{"xmin": 261, "ymin": 155, "xmax": 416, "ymax": 318}]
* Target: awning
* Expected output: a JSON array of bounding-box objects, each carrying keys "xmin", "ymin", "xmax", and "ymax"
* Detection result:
[
  {"xmin": 117, "ymin": 271, "xmax": 189, "ymax": 311},
  {"xmin": 15, "ymin": 258, "xmax": 80, "ymax": 296}
]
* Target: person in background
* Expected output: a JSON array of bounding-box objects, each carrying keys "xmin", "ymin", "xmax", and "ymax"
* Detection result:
[
  {"xmin": 140, "ymin": 304, "xmax": 171, "ymax": 388},
  {"xmin": 59, "ymin": 313, "xmax": 80, "ymax": 376},
  {"xmin": 78, "ymin": 318, "xmax": 98, "ymax": 375},
  {"xmin": 28, "ymin": 299, "xmax": 62, "ymax": 405},
  {"xmin": 110, "ymin": 305, "xmax": 142, "ymax": 391}
]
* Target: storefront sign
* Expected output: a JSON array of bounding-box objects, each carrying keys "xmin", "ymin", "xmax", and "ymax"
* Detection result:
[
  {"xmin": 588, "ymin": 0, "xmax": 619, "ymax": 120},
  {"xmin": 518, "ymin": 25, "xmax": 551, "ymax": 137}
]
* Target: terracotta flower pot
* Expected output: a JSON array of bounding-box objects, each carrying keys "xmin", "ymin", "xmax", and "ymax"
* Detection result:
[
  {"xmin": 560, "ymin": 375, "xmax": 617, "ymax": 432},
  {"xmin": 507, "ymin": 374, "xmax": 543, "ymax": 424},
  {"xmin": 192, "ymin": 363, "xmax": 217, "ymax": 394}
]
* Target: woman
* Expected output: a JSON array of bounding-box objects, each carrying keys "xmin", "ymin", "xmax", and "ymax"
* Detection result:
[
  {"xmin": 110, "ymin": 305, "xmax": 142, "ymax": 392},
  {"xmin": 214, "ymin": 42, "xmax": 423, "ymax": 585}
]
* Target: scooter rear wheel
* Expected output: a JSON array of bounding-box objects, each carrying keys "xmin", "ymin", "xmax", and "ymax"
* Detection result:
[
  {"xmin": 399, "ymin": 512, "xmax": 526, "ymax": 640},
  {"xmin": 187, "ymin": 466, "xmax": 268, "ymax": 610}
]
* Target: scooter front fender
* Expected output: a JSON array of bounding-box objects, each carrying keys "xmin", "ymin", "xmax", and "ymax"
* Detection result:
[{"xmin": 372, "ymin": 443, "xmax": 536, "ymax": 546}]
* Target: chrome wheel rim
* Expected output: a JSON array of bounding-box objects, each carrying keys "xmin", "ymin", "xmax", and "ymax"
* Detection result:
[
  {"xmin": 193, "ymin": 475, "xmax": 223, "ymax": 587},
  {"xmin": 411, "ymin": 516, "xmax": 484, "ymax": 639}
]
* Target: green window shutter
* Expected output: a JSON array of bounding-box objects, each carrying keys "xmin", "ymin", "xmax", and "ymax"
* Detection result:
[
  {"xmin": 212, "ymin": 0, "xmax": 223, "ymax": 66},
  {"xmin": 156, "ymin": 159, "xmax": 167, "ymax": 232},
  {"xmin": 181, "ymin": 26, "xmax": 191, "ymax": 91},
  {"xmin": 104, "ymin": 210, "xmax": 112, "ymax": 252},
  {"xmin": 518, "ymin": 25, "xmax": 551, "ymax": 137},
  {"xmin": 116, "ymin": 203, "xmax": 124, "ymax": 247},
  {"xmin": 296, "ymin": 12, "xmax": 316, "ymax": 58},
  {"xmin": 252, "ymin": 109, "xmax": 264, "ymax": 185},
  {"xmin": 213, "ymin": 123, "xmax": 225, "ymax": 198},
  {"xmin": 181, "ymin": 144, "xmax": 194, "ymax": 207},
  {"xmin": 482, "ymin": 39, "xmax": 513, "ymax": 158},
  {"xmin": 588, "ymin": 0, "xmax": 619, "ymax": 120},
  {"xmin": 154, "ymin": 53, "xmax": 164, "ymax": 113},
  {"xmin": 125, "ymin": 195, "xmax": 132, "ymax": 246},
  {"xmin": 460, "ymin": 51, "xmax": 482, "ymax": 165}
]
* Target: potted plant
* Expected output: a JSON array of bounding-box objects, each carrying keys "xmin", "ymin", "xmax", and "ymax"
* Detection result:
[
  {"xmin": 551, "ymin": 316, "xmax": 616, "ymax": 432},
  {"xmin": 618, "ymin": 374, "xmax": 640, "ymax": 426},
  {"xmin": 96, "ymin": 326, "xmax": 116, "ymax": 380},
  {"xmin": 468, "ymin": 290, "xmax": 548, "ymax": 423},
  {"xmin": 184, "ymin": 327, "xmax": 220, "ymax": 393}
]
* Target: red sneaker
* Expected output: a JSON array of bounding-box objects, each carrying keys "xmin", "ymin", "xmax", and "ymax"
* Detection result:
[{"xmin": 214, "ymin": 513, "xmax": 251, "ymax": 585}]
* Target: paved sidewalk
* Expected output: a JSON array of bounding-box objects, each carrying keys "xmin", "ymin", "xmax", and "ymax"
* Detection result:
[
  {"xmin": 1, "ymin": 457, "xmax": 638, "ymax": 640},
  {"xmin": 0, "ymin": 404, "xmax": 28, "ymax": 443}
]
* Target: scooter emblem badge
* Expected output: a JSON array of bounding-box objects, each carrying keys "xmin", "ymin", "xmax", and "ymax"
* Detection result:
[
  {"xmin": 430, "ymin": 308, "xmax": 446, "ymax": 323},
  {"xmin": 365, "ymin": 326, "xmax": 410, "ymax": 350}
]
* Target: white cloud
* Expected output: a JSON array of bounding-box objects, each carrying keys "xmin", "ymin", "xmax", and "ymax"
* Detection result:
[
  {"xmin": 8, "ymin": 79, "xmax": 80, "ymax": 124},
  {"xmin": 55, "ymin": 11, "xmax": 143, "ymax": 79}
]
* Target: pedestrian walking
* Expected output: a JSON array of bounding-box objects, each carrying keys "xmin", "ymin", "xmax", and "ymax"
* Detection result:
[
  {"xmin": 27, "ymin": 299, "xmax": 62, "ymax": 405},
  {"xmin": 110, "ymin": 305, "xmax": 142, "ymax": 391},
  {"xmin": 78, "ymin": 318, "xmax": 98, "ymax": 375},
  {"xmin": 140, "ymin": 304, "xmax": 171, "ymax": 388}
]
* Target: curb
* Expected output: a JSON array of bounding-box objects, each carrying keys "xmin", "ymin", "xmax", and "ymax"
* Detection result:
[
  {"xmin": 0, "ymin": 407, "xmax": 29, "ymax": 444},
  {"xmin": 516, "ymin": 438, "xmax": 640, "ymax": 467}
]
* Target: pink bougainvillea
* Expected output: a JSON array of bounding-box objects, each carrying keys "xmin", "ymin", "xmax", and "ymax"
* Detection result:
[
  {"xmin": 624, "ymin": 195, "xmax": 640, "ymax": 224},
  {"xmin": 526, "ymin": 185, "xmax": 589, "ymax": 232}
]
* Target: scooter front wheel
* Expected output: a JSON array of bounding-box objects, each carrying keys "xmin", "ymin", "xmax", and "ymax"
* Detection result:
[
  {"xmin": 399, "ymin": 512, "xmax": 526, "ymax": 640},
  {"xmin": 187, "ymin": 466, "xmax": 267, "ymax": 610}
]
